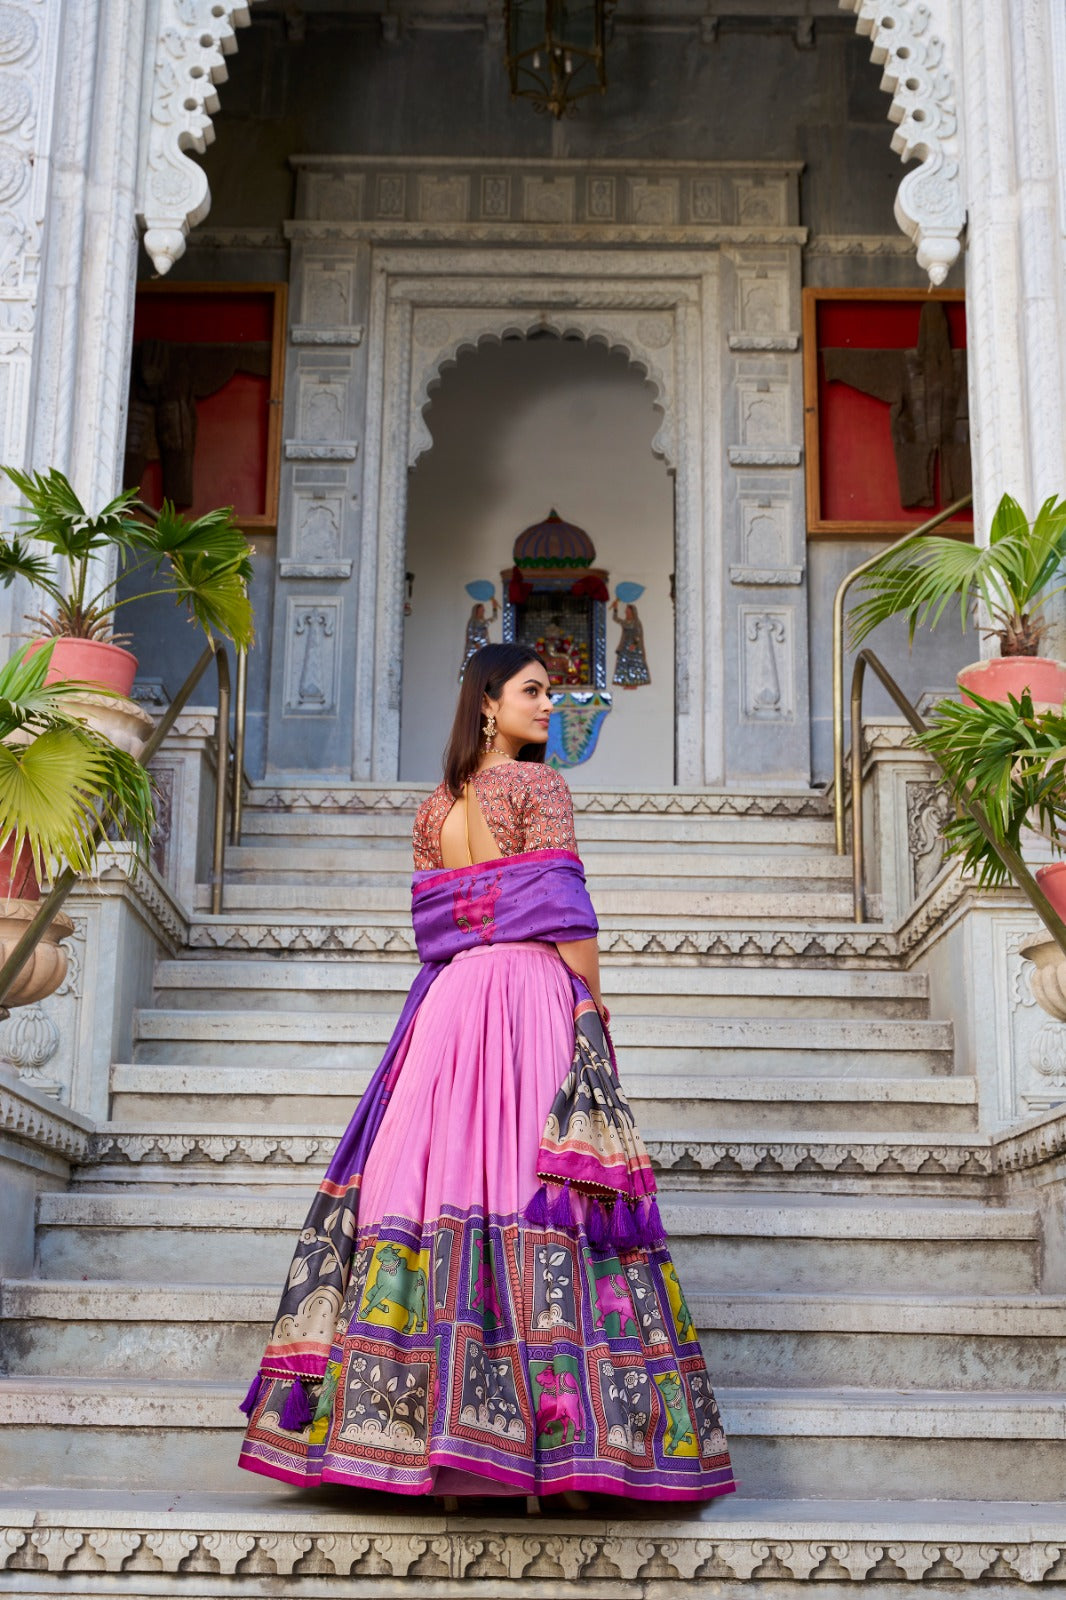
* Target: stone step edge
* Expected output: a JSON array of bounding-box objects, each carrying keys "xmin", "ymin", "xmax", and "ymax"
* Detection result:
[
  {"xmin": 35, "ymin": 1193, "xmax": 1036, "ymax": 1241},
  {"xmin": 81, "ymin": 1125, "xmax": 997, "ymax": 1176},
  {"xmin": 1, "ymin": 1378, "xmax": 1063, "ymax": 1441},
  {"xmin": 0, "ymin": 1489, "xmax": 1064, "ymax": 1590},
  {"xmin": 6, "ymin": 1282, "xmax": 1065, "ymax": 1334},
  {"xmin": 150, "ymin": 958, "xmax": 928, "ymax": 992},
  {"xmin": 110, "ymin": 1065, "xmax": 975, "ymax": 1105},
  {"xmin": 131, "ymin": 1011, "xmax": 954, "ymax": 1047}
]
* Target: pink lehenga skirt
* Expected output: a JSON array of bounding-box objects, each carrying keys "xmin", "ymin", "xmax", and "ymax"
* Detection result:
[{"xmin": 239, "ymin": 940, "xmax": 735, "ymax": 1500}]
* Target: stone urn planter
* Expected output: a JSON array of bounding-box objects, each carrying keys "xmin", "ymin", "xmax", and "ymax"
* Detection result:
[
  {"xmin": 25, "ymin": 639, "xmax": 153, "ymax": 759},
  {"xmin": 0, "ymin": 898, "xmax": 73, "ymax": 1009},
  {"xmin": 1020, "ymin": 935, "xmax": 1066, "ymax": 1021}
]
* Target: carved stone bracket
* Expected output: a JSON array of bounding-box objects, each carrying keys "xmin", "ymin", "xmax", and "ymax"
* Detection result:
[
  {"xmin": 139, "ymin": 2, "xmax": 263, "ymax": 275},
  {"xmin": 840, "ymin": 0, "xmax": 965, "ymax": 286}
]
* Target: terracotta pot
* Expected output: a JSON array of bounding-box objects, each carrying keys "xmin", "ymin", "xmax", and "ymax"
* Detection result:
[
  {"xmin": 1036, "ymin": 861, "xmax": 1066, "ymax": 922},
  {"xmin": 0, "ymin": 899, "xmax": 72, "ymax": 1008},
  {"xmin": 957, "ymin": 656, "xmax": 1066, "ymax": 711},
  {"xmin": 0, "ymin": 838, "xmax": 38, "ymax": 901},
  {"xmin": 28, "ymin": 636, "xmax": 138, "ymax": 697}
]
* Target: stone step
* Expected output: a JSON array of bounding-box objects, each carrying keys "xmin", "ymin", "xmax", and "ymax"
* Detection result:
[
  {"xmin": 4, "ymin": 1283, "xmax": 1059, "ymax": 1392},
  {"xmin": 150, "ymin": 957, "xmax": 931, "ymax": 1019},
  {"xmin": 109, "ymin": 1065, "xmax": 978, "ymax": 1133},
  {"xmin": 242, "ymin": 801, "xmax": 837, "ymax": 848},
  {"xmin": 76, "ymin": 1123, "xmax": 997, "ymax": 1194},
  {"xmin": 193, "ymin": 881, "xmax": 865, "ymax": 920},
  {"xmin": 221, "ymin": 843, "xmax": 855, "ymax": 892},
  {"xmin": 34, "ymin": 1191, "xmax": 1031, "ymax": 1294},
  {"xmin": 0, "ymin": 1376, "xmax": 1061, "ymax": 1502},
  {"xmin": 130, "ymin": 1009, "xmax": 953, "ymax": 1074},
  {"xmin": 2, "ymin": 1486, "xmax": 1065, "ymax": 1589}
]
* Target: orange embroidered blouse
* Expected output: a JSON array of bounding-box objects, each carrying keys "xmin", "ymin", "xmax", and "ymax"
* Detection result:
[{"xmin": 412, "ymin": 762, "xmax": 578, "ymax": 870}]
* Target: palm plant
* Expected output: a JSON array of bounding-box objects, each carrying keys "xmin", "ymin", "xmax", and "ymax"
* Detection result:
[
  {"xmin": 849, "ymin": 492, "xmax": 1066, "ymax": 656},
  {"xmin": 0, "ymin": 466, "xmax": 254, "ymax": 648},
  {"xmin": 911, "ymin": 687, "xmax": 1066, "ymax": 889},
  {"xmin": 0, "ymin": 641, "xmax": 155, "ymax": 886}
]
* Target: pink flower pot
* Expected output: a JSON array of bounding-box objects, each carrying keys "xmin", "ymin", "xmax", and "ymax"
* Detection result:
[
  {"xmin": 28, "ymin": 637, "xmax": 138, "ymax": 697},
  {"xmin": 957, "ymin": 656, "xmax": 1066, "ymax": 711},
  {"xmin": 1036, "ymin": 862, "xmax": 1066, "ymax": 922}
]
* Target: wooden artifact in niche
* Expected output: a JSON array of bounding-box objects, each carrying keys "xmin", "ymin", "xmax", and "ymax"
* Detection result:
[
  {"xmin": 802, "ymin": 288, "xmax": 972, "ymax": 537},
  {"xmin": 124, "ymin": 283, "xmax": 287, "ymax": 533}
]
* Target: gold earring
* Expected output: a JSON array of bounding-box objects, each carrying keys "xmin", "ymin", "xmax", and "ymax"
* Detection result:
[{"xmin": 483, "ymin": 713, "xmax": 496, "ymax": 752}]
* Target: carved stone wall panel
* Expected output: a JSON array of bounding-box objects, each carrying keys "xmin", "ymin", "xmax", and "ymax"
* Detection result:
[
  {"xmin": 736, "ymin": 490, "xmax": 791, "ymax": 572},
  {"xmin": 302, "ymin": 261, "xmax": 355, "ymax": 326},
  {"xmin": 739, "ymin": 608, "xmax": 795, "ymax": 724},
  {"xmin": 305, "ymin": 172, "xmax": 364, "ymax": 223},
  {"xmin": 417, "ymin": 174, "xmax": 469, "ymax": 223},
  {"xmin": 627, "ymin": 177, "xmax": 679, "ymax": 226},
  {"xmin": 734, "ymin": 258, "xmax": 790, "ymax": 335},
  {"xmin": 292, "ymin": 490, "xmax": 344, "ymax": 564},
  {"xmin": 297, "ymin": 369, "xmax": 350, "ymax": 443},
  {"xmin": 522, "ymin": 176, "xmax": 575, "ymax": 224},
  {"xmin": 736, "ymin": 376, "xmax": 790, "ymax": 449},
  {"xmin": 735, "ymin": 177, "xmax": 788, "ymax": 227},
  {"xmin": 283, "ymin": 598, "xmax": 342, "ymax": 716},
  {"xmin": 906, "ymin": 778, "xmax": 954, "ymax": 898}
]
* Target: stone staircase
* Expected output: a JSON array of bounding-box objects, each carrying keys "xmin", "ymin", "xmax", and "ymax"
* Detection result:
[{"xmin": 3, "ymin": 789, "xmax": 1066, "ymax": 1592}]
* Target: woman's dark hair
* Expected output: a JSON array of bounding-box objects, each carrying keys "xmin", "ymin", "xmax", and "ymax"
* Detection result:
[{"xmin": 443, "ymin": 643, "xmax": 546, "ymax": 795}]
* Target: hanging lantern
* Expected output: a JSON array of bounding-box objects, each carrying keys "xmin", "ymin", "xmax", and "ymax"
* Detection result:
[{"xmin": 504, "ymin": 0, "xmax": 608, "ymax": 119}]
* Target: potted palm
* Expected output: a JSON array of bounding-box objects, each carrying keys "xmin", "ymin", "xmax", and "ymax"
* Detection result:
[
  {"xmin": 910, "ymin": 685, "xmax": 1066, "ymax": 1015},
  {"xmin": 0, "ymin": 467, "xmax": 254, "ymax": 751},
  {"xmin": 0, "ymin": 640, "xmax": 155, "ymax": 1008},
  {"xmin": 849, "ymin": 492, "xmax": 1066, "ymax": 708}
]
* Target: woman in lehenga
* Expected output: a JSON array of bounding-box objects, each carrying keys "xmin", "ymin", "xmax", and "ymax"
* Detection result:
[{"xmin": 238, "ymin": 643, "xmax": 735, "ymax": 1504}]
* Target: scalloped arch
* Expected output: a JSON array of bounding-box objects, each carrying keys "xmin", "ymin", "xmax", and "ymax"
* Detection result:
[
  {"xmin": 409, "ymin": 314, "xmax": 676, "ymax": 470},
  {"xmin": 841, "ymin": 0, "xmax": 965, "ymax": 286}
]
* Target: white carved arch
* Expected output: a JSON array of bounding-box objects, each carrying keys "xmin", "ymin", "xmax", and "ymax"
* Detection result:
[
  {"xmin": 841, "ymin": 0, "xmax": 965, "ymax": 286},
  {"xmin": 408, "ymin": 310, "xmax": 676, "ymax": 470},
  {"xmin": 138, "ymin": 2, "xmax": 263, "ymax": 275}
]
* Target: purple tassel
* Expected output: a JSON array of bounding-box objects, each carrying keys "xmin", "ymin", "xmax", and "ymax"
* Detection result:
[
  {"xmin": 634, "ymin": 1196, "xmax": 667, "ymax": 1250},
  {"xmin": 524, "ymin": 1184, "xmax": 550, "ymax": 1227},
  {"xmin": 643, "ymin": 1197, "xmax": 667, "ymax": 1249},
  {"xmin": 238, "ymin": 1371, "xmax": 264, "ymax": 1417},
  {"xmin": 279, "ymin": 1379, "xmax": 312, "ymax": 1433},
  {"xmin": 609, "ymin": 1192, "xmax": 638, "ymax": 1251},
  {"xmin": 587, "ymin": 1199, "xmax": 611, "ymax": 1252},
  {"xmin": 549, "ymin": 1181, "xmax": 576, "ymax": 1232}
]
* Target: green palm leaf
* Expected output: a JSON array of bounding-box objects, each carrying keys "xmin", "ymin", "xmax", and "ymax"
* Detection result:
[{"xmin": 848, "ymin": 492, "xmax": 1066, "ymax": 648}]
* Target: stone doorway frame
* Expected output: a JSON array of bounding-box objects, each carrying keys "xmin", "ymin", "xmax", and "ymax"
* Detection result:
[{"xmin": 361, "ymin": 249, "xmax": 708, "ymax": 785}]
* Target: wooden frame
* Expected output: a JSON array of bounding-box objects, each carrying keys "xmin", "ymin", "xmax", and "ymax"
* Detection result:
[
  {"xmin": 129, "ymin": 281, "xmax": 287, "ymax": 534},
  {"xmin": 803, "ymin": 286, "xmax": 971, "ymax": 538}
]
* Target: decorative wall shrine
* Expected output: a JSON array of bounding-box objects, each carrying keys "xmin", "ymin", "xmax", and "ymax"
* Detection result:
[{"xmin": 502, "ymin": 510, "xmax": 612, "ymax": 770}]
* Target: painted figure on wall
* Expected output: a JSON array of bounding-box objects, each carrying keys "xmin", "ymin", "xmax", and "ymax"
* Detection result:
[
  {"xmin": 612, "ymin": 584, "xmax": 651, "ymax": 688},
  {"xmin": 459, "ymin": 581, "xmax": 499, "ymax": 680}
]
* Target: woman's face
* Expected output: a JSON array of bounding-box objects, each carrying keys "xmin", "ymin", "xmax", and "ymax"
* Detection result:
[{"xmin": 484, "ymin": 660, "xmax": 553, "ymax": 754}]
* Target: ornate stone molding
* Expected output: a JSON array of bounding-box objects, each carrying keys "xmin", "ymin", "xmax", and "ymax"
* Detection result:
[
  {"xmin": 247, "ymin": 785, "xmax": 832, "ymax": 817},
  {"xmin": 0, "ymin": 1070, "xmax": 92, "ymax": 1165},
  {"xmin": 4, "ymin": 1516, "xmax": 1065, "ymax": 1584},
  {"xmin": 841, "ymin": 0, "xmax": 965, "ymax": 286},
  {"xmin": 139, "ymin": 3, "xmax": 263, "ymax": 275},
  {"xmin": 805, "ymin": 233, "xmax": 919, "ymax": 258}
]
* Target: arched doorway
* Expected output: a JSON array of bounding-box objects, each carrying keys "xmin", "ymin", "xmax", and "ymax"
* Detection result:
[{"xmin": 400, "ymin": 334, "xmax": 675, "ymax": 787}]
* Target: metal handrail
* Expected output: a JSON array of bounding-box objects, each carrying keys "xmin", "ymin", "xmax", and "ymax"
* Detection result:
[
  {"xmin": 832, "ymin": 495, "xmax": 973, "ymax": 855},
  {"xmin": 0, "ymin": 638, "xmax": 238, "ymax": 1014},
  {"xmin": 849, "ymin": 646, "xmax": 1066, "ymax": 957}
]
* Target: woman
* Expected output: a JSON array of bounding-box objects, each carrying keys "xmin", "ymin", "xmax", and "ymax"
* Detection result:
[{"xmin": 238, "ymin": 643, "xmax": 735, "ymax": 1503}]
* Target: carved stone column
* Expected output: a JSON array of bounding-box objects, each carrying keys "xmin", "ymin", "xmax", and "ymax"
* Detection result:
[{"xmin": 264, "ymin": 233, "xmax": 370, "ymax": 777}]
